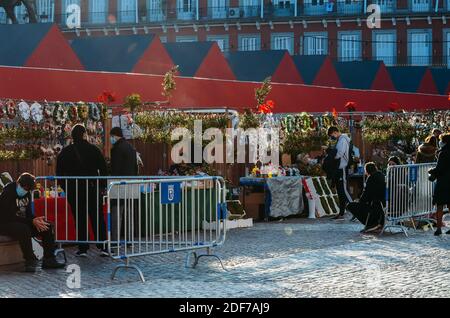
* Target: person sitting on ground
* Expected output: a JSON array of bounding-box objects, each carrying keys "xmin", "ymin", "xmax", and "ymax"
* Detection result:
[
  {"xmin": 416, "ymin": 135, "xmax": 438, "ymax": 163},
  {"xmin": 0, "ymin": 173, "xmax": 65, "ymax": 272},
  {"xmin": 428, "ymin": 133, "xmax": 450, "ymax": 236},
  {"xmin": 347, "ymin": 162, "xmax": 386, "ymax": 233}
]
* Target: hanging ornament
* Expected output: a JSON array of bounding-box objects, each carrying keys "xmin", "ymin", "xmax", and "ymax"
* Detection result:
[
  {"xmin": 96, "ymin": 121, "xmax": 104, "ymax": 135},
  {"xmin": 17, "ymin": 101, "xmax": 31, "ymax": 122},
  {"xmin": 99, "ymin": 103, "xmax": 108, "ymax": 121},
  {"xmin": 88, "ymin": 102, "xmax": 101, "ymax": 121},
  {"xmin": 77, "ymin": 102, "xmax": 89, "ymax": 121},
  {"xmin": 0, "ymin": 100, "xmax": 5, "ymax": 119},
  {"xmin": 30, "ymin": 102, "xmax": 44, "ymax": 124},
  {"xmin": 66, "ymin": 102, "xmax": 78, "ymax": 122},
  {"xmin": 43, "ymin": 102, "xmax": 54, "ymax": 119},
  {"xmin": 5, "ymin": 100, "xmax": 16, "ymax": 120},
  {"xmin": 53, "ymin": 102, "xmax": 67, "ymax": 125}
]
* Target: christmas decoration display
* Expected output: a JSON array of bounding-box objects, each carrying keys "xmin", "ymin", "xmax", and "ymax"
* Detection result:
[
  {"xmin": 162, "ymin": 65, "xmax": 179, "ymax": 100},
  {"xmin": 0, "ymin": 99, "xmax": 106, "ymax": 161}
]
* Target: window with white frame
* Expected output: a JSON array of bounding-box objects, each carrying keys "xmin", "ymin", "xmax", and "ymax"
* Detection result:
[
  {"xmin": 36, "ymin": 0, "xmax": 54, "ymax": 22},
  {"xmin": 446, "ymin": 31, "xmax": 450, "ymax": 68},
  {"xmin": 239, "ymin": 35, "xmax": 261, "ymax": 51},
  {"xmin": 177, "ymin": 0, "xmax": 195, "ymax": 19},
  {"xmin": 411, "ymin": 0, "xmax": 431, "ymax": 12},
  {"xmin": 211, "ymin": 0, "xmax": 227, "ymax": 19},
  {"xmin": 338, "ymin": 31, "xmax": 361, "ymax": 61},
  {"xmin": 303, "ymin": 32, "xmax": 327, "ymax": 55},
  {"xmin": 271, "ymin": 33, "xmax": 294, "ymax": 54},
  {"xmin": 408, "ymin": 30, "xmax": 431, "ymax": 66},
  {"xmin": 89, "ymin": 0, "xmax": 107, "ymax": 24},
  {"xmin": 373, "ymin": 31, "xmax": 396, "ymax": 66},
  {"xmin": 147, "ymin": 0, "xmax": 165, "ymax": 22},
  {"xmin": 176, "ymin": 35, "xmax": 198, "ymax": 42},
  {"xmin": 118, "ymin": 0, "xmax": 137, "ymax": 23},
  {"xmin": 207, "ymin": 35, "xmax": 229, "ymax": 52}
]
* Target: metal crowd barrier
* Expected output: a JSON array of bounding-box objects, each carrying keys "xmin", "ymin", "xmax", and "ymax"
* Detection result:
[
  {"xmin": 383, "ymin": 163, "xmax": 436, "ymax": 236},
  {"xmin": 31, "ymin": 175, "xmax": 227, "ymax": 282},
  {"xmin": 107, "ymin": 176, "xmax": 227, "ymax": 282}
]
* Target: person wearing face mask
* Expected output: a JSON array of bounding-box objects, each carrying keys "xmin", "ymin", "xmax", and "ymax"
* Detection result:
[
  {"xmin": 347, "ymin": 163, "xmax": 386, "ymax": 233},
  {"xmin": 109, "ymin": 127, "xmax": 139, "ymax": 243},
  {"xmin": 0, "ymin": 173, "xmax": 65, "ymax": 272},
  {"xmin": 428, "ymin": 133, "xmax": 450, "ymax": 236},
  {"xmin": 56, "ymin": 124, "xmax": 108, "ymax": 257},
  {"xmin": 327, "ymin": 126, "xmax": 353, "ymax": 220}
]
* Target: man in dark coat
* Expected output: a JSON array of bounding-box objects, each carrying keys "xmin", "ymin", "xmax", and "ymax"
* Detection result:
[
  {"xmin": 109, "ymin": 127, "xmax": 139, "ymax": 242},
  {"xmin": 0, "ymin": 173, "xmax": 65, "ymax": 272},
  {"xmin": 428, "ymin": 133, "xmax": 450, "ymax": 236},
  {"xmin": 56, "ymin": 124, "xmax": 108, "ymax": 257},
  {"xmin": 110, "ymin": 127, "xmax": 138, "ymax": 176},
  {"xmin": 347, "ymin": 162, "xmax": 386, "ymax": 233}
]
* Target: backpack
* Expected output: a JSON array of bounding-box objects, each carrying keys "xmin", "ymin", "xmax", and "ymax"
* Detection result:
[{"xmin": 347, "ymin": 140, "xmax": 355, "ymax": 170}]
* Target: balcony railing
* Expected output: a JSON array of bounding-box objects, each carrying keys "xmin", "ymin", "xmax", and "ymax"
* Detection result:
[{"xmin": 2, "ymin": 0, "xmax": 445, "ymax": 28}]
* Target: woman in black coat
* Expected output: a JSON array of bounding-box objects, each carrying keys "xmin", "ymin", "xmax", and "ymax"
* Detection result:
[{"xmin": 428, "ymin": 133, "xmax": 450, "ymax": 236}]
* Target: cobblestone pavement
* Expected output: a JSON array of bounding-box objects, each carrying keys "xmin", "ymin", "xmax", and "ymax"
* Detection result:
[{"xmin": 1, "ymin": 216, "xmax": 450, "ymax": 298}]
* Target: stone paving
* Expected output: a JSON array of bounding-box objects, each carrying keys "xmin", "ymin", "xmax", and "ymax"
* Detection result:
[{"xmin": 1, "ymin": 216, "xmax": 450, "ymax": 298}]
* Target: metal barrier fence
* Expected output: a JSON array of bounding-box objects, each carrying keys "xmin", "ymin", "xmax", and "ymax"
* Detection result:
[
  {"xmin": 383, "ymin": 163, "xmax": 436, "ymax": 236},
  {"xmin": 31, "ymin": 175, "xmax": 227, "ymax": 282},
  {"xmin": 107, "ymin": 176, "xmax": 227, "ymax": 282}
]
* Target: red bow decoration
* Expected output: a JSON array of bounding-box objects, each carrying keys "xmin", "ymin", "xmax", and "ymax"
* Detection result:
[
  {"xmin": 258, "ymin": 100, "xmax": 275, "ymax": 114},
  {"xmin": 345, "ymin": 101, "xmax": 356, "ymax": 112},
  {"xmin": 389, "ymin": 102, "xmax": 400, "ymax": 112},
  {"xmin": 97, "ymin": 91, "xmax": 117, "ymax": 104},
  {"xmin": 332, "ymin": 107, "xmax": 338, "ymax": 118}
]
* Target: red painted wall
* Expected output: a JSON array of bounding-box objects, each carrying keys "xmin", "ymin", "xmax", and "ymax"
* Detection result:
[
  {"xmin": 0, "ymin": 66, "xmax": 448, "ymax": 113},
  {"xmin": 194, "ymin": 44, "xmax": 236, "ymax": 80},
  {"xmin": 24, "ymin": 25, "xmax": 84, "ymax": 70},
  {"xmin": 132, "ymin": 36, "xmax": 175, "ymax": 75},
  {"xmin": 312, "ymin": 57, "xmax": 342, "ymax": 88},
  {"xmin": 370, "ymin": 64, "xmax": 396, "ymax": 91},
  {"xmin": 272, "ymin": 52, "xmax": 303, "ymax": 84},
  {"xmin": 417, "ymin": 69, "xmax": 439, "ymax": 95}
]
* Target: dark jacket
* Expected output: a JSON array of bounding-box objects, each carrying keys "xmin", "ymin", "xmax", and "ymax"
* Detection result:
[
  {"xmin": 110, "ymin": 138, "xmax": 138, "ymax": 176},
  {"xmin": 416, "ymin": 143, "xmax": 437, "ymax": 163},
  {"xmin": 0, "ymin": 182, "xmax": 33, "ymax": 226},
  {"xmin": 56, "ymin": 140, "xmax": 107, "ymax": 177},
  {"xmin": 360, "ymin": 171, "xmax": 386, "ymax": 207},
  {"xmin": 322, "ymin": 148, "xmax": 340, "ymax": 180},
  {"xmin": 430, "ymin": 144, "xmax": 450, "ymax": 205}
]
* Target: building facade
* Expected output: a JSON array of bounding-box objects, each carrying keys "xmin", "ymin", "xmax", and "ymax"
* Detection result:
[{"xmin": 1, "ymin": 0, "xmax": 450, "ymax": 67}]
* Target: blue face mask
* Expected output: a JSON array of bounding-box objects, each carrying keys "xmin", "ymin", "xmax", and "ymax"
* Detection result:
[
  {"xmin": 439, "ymin": 141, "xmax": 446, "ymax": 148},
  {"xmin": 110, "ymin": 136, "xmax": 117, "ymax": 145},
  {"xmin": 16, "ymin": 184, "xmax": 28, "ymax": 197}
]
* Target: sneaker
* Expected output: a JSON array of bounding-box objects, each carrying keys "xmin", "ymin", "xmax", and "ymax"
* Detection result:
[
  {"xmin": 75, "ymin": 250, "xmax": 88, "ymax": 257},
  {"xmin": 42, "ymin": 258, "xmax": 65, "ymax": 269},
  {"xmin": 434, "ymin": 228, "xmax": 442, "ymax": 236},
  {"xmin": 332, "ymin": 214, "xmax": 344, "ymax": 220},
  {"xmin": 360, "ymin": 227, "xmax": 368, "ymax": 233},
  {"xmin": 364, "ymin": 224, "xmax": 382, "ymax": 233},
  {"xmin": 350, "ymin": 216, "xmax": 358, "ymax": 222},
  {"xmin": 24, "ymin": 260, "xmax": 39, "ymax": 273},
  {"xmin": 99, "ymin": 248, "xmax": 109, "ymax": 257},
  {"xmin": 446, "ymin": 229, "xmax": 450, "ymax": 235}
]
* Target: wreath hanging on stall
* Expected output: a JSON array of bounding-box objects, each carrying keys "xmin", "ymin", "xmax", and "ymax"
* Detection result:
[
  {"xmin": 53, "ymin": 102, "xmax": 67, "ymax": 125},
  {"xmin": 30, "ymin": 102, "xmax": 44, "ymax": 124},
  {"xmin": 67, "ymin": 102, "xmax": 78, "ymax": 122},
  {"xmin": 88, "ymin": 102, "xmax": 101, "ymax": 121},
  {"xmin": 5, "ymin": 100, "xmax": 16, "ymax": 120},
  {"xmin": 17, "ymin": 101, "xmax": 31, "ymax": 122},
  {"xmin": 43, "ymin": 102, "xmax": 54, "ymax": 119},
  {"xmin": 77, "ymin": 102, "xmax": 89, "ymax": 121},
  {"xmin": 96, "ymin": 122, "xmax": 104, "ymax": 135},
  {"xmin": 98, "ymin": 103, "xmax": 108, "ymax": 121},
  {"xmin": 0, "ymin": 100, "xmax": 5, "ymax": 119}
]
